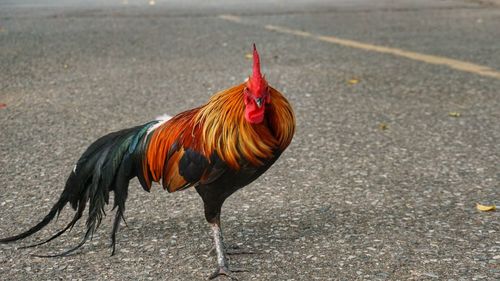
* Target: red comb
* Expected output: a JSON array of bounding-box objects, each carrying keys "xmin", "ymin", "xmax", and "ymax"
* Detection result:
[
  {"xmin": 249, "ymin": 43, "xmax": 265, "ymax": 93},
  {"xmin": 252, "ymin": 43, "xmax": 262, "ymax": 80}
]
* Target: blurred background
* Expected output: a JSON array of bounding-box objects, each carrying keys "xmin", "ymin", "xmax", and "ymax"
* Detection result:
[{"xmin": 0, "ymin": 1, "xmax": 499, "ymax": 280}]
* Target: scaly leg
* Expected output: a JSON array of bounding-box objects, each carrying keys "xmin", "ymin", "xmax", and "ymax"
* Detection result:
[
  {"xmin": 207, "ymin": 243, "xmax": 257, "ymax": 256},
  {"xmin": 209, "ymin": 222, "xmax": 232, "ymax": 279},
  {"xmin": 208, "ymin": 222, "xmax": 248, "ymax": 280}
]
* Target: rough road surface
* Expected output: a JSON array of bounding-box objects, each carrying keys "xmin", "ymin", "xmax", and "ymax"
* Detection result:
[{"xmin": 0, "ymin": 0, "xmax": 499, "ymax": 280}]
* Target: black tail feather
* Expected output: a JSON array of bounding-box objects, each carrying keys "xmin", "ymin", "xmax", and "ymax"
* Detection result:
[
  {"xmin": 31, "ymin": 228, "xmax": 92, "ymax": 258},
  {"xmin": 0, "ymin": 121, "xmax": 157, "ymax": 255},
  {"xmin": 18, "ymin": 197, "xmax": 87, "ymax": 250},
  {"xmin": 110, "ymin": 210, "xmax": 123, "ymax": 256},
  {"xmin": 0, "ymin": 195, "xmax": 68, "ymax": 244},
  {"xmin": 110, "ymin": 152, "xmax": 132, "ymax": 255}
]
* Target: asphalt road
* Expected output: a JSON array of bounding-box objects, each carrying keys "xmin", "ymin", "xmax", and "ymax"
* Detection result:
[{"xmin": 0, "ymin": 1, "xmax": 499, "ymax": 280}]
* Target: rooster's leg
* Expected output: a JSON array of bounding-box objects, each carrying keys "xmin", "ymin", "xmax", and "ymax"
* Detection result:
[
  {"xmin": 209, "ymin": 222, "xmax": 230, "ymax": 279},
  {"xmin": 207, "ymin": 244, "xmax": 256, "ymax": 256},
  {"xmin": 208, "ymin": 221, "xmax": 247, "ymax": 280}
]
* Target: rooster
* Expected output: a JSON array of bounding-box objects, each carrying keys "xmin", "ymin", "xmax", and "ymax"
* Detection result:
[{"xmin": 0, "ymin": 44, "xmax": 295, "ymax": 279}]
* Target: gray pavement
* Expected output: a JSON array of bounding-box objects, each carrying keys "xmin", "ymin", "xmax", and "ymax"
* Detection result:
[{"xmin": 0, "ymin": 0, "xmax": 499, "ymax": 280}]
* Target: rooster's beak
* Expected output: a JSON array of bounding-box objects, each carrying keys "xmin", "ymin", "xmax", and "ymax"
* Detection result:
[{"xmin": 255, "ymin": 98, "xmax": 263, "ymax": 108}]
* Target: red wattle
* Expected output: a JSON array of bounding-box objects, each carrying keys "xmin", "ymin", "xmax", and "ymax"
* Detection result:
[{"xmin": 244, "ymin": 102, "xmax": 265, "ymax": 124}]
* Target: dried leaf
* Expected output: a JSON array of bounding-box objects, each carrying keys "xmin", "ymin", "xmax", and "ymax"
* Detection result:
[
  {"xmin": 0, "ymin": 103, "xmax": 6, "ymax": 109},
  {"xmin": 245, "ymin": 53, "xmax": 253, "ymax": 60},
  {"xmin": 448, "ymin": 112, "xmax": 461, "ymax": 117},
  {"xmin": 348, "ymin": 78, "xmax": 359, "ymax": 85},
  {"xmin": 379, "ymin": 123, "xmax": 388, "ymax": 130},
  {"xmin": 476, "ymin": 203, "xmax": 496, "ymax": 212}
]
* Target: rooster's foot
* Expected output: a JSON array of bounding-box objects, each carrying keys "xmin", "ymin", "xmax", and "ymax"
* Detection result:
[{"xmin": 208, "ymin": 266, "xmax": 246, "ymax": 280}]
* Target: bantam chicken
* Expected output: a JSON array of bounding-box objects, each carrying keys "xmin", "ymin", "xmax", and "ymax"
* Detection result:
[{"xmin": 0, "ymin": 44, "xmax": 295, "ymax": 279}]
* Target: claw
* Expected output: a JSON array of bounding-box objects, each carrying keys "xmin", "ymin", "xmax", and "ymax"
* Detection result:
[
  {"xmin": 208, "ymin": 266, "xmax": 246, "ymax": 281},
  {"xmin": 208, "ymin": 267, "xmax": 234, "ymax": 280}
]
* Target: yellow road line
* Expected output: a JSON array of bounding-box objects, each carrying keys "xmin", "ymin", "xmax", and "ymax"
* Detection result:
[
  {"xmin": 218, "ymin": 15, "xmax": 500, "ymax": 80},
  {"xmin": 218, "ymin": 14, "xmax": 242, "ymax": 23}
]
